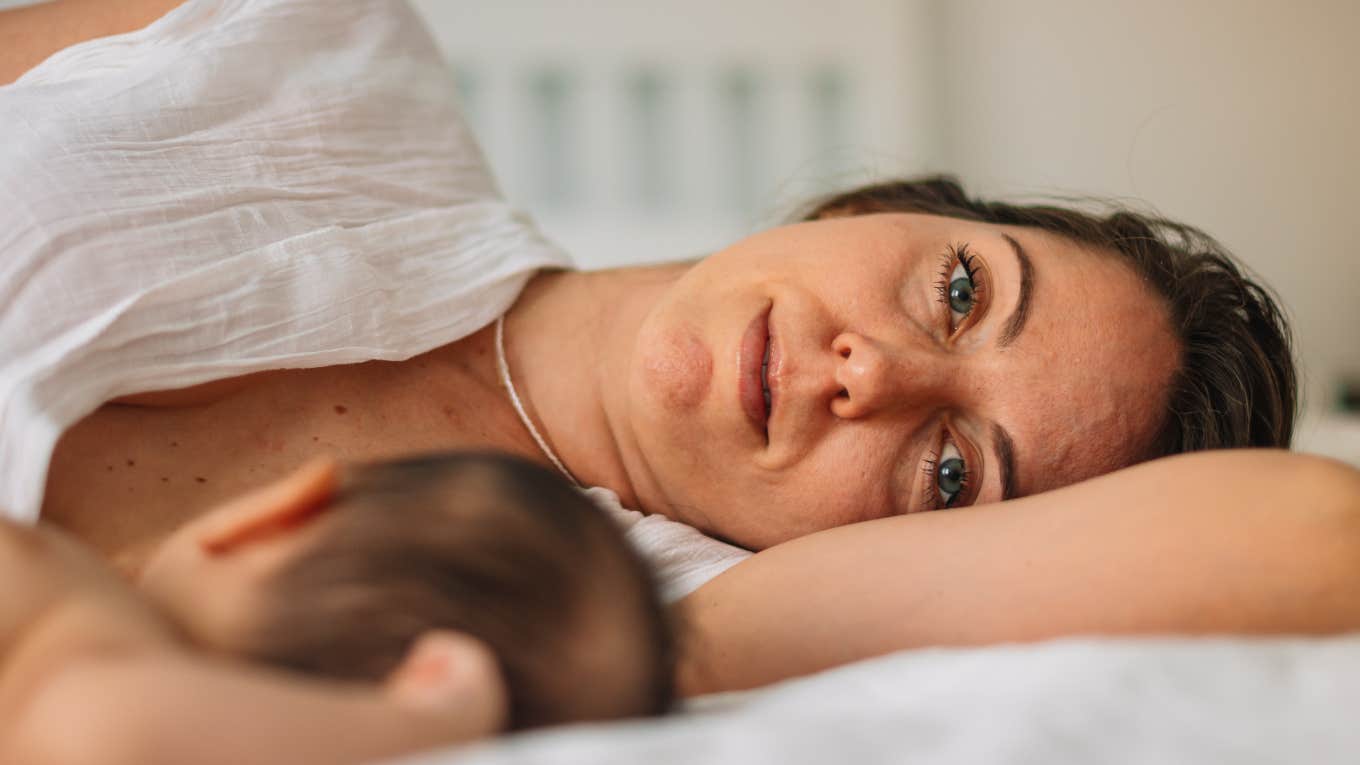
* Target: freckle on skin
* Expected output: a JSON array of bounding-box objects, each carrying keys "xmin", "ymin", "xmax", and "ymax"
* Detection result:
[
  {"xmin": 195, "ymin": 477, "xmax": 207, "ymax": 484},
  {"xmin": 126, "ymin": 459, "xmax": 135, "ymax": 467},
  {"xmin": 312, "ymin": 436, "xmax": 319, "ymax": 442},
  {"xmin": 160, "ymin": 477, "xmax": 169, "ymax": 483},
  {"xmin": 334, "ymin": 405, "xmax": 348, "ymax": 414},
  {"xmin": 170, "ymin": 441, "xmax": 179, "ymax": 448}
]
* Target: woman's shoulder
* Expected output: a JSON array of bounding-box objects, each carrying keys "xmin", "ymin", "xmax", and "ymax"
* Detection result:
[{"xmin": 0, "ymin": 0, "xmax": 186, "ymax": 86}]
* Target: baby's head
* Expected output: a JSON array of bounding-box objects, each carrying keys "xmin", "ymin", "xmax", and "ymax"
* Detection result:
[{"xmin": 137, "ymin": 452, "xmax": 674, "ymax": 733}]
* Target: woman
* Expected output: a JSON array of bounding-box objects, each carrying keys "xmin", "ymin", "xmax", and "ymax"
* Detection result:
[{"xmin": 3, "ymin": 0, "xmax": 1357, "ymax": 697}]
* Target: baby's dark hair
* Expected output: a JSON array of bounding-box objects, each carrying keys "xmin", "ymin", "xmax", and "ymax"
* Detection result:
[
  {"xmin": 803, "ymin": 175, "xmax": 1297, "ymax": 455},
  {"xmin": 240, "ymin": 452, "xmax": 675, "ymax": 730}
]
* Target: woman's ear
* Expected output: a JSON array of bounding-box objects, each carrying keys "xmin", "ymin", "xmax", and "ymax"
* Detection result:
[
  {"xmin": 198, "ymin": 457, "xmax": 340, "ymax": 555},
  {"xmin": 385, "ymin": 630, "xmax": 509, "ymax": 739}
]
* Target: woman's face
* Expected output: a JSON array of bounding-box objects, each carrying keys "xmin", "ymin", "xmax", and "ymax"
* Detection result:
[{"xmin": 621, "ymin": 212, "xmax": 1181, "ymax": 549}]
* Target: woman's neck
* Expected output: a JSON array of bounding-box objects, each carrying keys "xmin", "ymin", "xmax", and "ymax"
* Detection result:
[{"xmin": 503, "ymin": 264, "xmax": 688, "ymax": 511}]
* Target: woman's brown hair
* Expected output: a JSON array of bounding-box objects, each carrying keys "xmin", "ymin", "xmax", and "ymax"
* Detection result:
[{"xmin": 802, "ymin": 175, "xmax": 1296, "ymax": 455}]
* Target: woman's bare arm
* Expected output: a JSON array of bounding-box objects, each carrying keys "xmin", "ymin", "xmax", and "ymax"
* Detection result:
[
  {"xmin": 0, "ymin": 0, "xmax": 184, "ymax": 86},
  {"xmin": 677, "ymin": 450, "xmax": 1360, "ymax": 695}
]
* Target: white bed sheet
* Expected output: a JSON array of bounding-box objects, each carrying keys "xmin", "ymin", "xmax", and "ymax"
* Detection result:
[{"xmin": 392, "ymin": 633, "xmax": 1360, "ymax": 764}]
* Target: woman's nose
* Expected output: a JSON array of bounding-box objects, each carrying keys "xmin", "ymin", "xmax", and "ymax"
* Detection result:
[{"xmin": 830, "ymin": 331, "xmax": 950, "ymax": 419}]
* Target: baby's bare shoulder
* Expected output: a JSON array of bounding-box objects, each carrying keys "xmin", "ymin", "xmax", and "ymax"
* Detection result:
[
  {"xmin": 0, "ymin": 521, "xmax": 73, "ymax": 632},
  {"xmin": 0, "ymin": 520, "xmax": 175, "ymax": 707}
]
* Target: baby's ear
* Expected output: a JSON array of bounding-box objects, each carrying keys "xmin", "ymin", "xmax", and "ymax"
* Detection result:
[
  {"xmin": 385, "ymin": 630, "xmax": 509, "ymax": 738},
  {"xmin": 198, "ymin": 457, "xmax": 339, "ymax": 554}
]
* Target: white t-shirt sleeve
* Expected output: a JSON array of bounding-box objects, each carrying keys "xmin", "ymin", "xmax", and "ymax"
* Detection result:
[{"xmin": 582, "ymin": 486, "xmax": 753, "ymax": 602}]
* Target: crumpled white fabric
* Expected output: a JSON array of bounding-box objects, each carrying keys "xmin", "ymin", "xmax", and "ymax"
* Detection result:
[
  {"xmin": 0, "ymin": 0, "xmax": 572, "ymax": 521},
  {"xmin": 583, "ymin": 487, "xmax": 751, "ymax": 602}
]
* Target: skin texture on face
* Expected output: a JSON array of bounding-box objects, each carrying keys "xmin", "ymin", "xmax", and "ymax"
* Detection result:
[{"xmin": 620, "ymin": 212, "xmax": 1181, "ymax": 550}]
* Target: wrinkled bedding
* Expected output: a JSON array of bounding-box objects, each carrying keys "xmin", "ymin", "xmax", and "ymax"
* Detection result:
[{"xmin": 392, "ymin": 634, "xmax": 1360, "ymax": 764}]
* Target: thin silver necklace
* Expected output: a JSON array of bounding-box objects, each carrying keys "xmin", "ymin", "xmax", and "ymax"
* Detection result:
[{"xmin": 494, "ymin": 314, "xmax": 579, "ymax": 486}]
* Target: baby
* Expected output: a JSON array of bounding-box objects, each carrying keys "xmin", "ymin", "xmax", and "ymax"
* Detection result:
[{"xmin": 1, "ymin": 453, "xmax": 674, "ymax": 764}]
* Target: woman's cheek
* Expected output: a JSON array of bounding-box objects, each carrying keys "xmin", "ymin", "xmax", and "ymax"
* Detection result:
[{"xmin": 637, "ymin": 320, "xmax": 713, "ymax": 414}]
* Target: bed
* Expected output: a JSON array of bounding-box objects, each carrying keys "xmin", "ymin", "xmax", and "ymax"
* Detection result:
[{"xmin": 392, "ymin": 633, "xmax": 1360, "ymax": 764}]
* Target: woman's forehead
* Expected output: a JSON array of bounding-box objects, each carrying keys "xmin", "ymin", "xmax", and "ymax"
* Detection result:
[{"xmin": 987, "ymin": 237, "xmax": 1180, "ymax": 496}]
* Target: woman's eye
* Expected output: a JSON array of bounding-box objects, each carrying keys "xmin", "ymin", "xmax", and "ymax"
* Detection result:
[
  {"xmin": 935, "ymin": 441, "xmax": 968, "ymax": 508},
  {"xmin": 934, "ymin": 244, "xmax": 984, "ymax": 332},
  {"xmin": 947, "ymin": 260, "xmax": 976, "ymax": 325}
]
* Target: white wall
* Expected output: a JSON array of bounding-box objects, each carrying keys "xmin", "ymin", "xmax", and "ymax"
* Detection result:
[
  {"xmin": 409, "ymin": 0, "xmax": 940, "ymax": 269},
  {"xmin": 933, "ymin": 0, "xmax": 1360, "ymax": 420}
]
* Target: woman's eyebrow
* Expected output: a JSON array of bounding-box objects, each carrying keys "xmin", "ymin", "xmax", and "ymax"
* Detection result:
[
  {"xmin": 997, "ymin": 233, "xmax": 1035, "ymax": 348},
  {"xmin": 991, "ymin": 423, "xmax": 1018, "ymax": 501}
]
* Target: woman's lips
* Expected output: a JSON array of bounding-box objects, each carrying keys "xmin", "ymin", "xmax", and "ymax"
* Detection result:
[
  {"xmin": 761, "ymin": 341, "xmax": 772, "ymax": 415},
  {"xmin": 739, "ymin": 306, "xmax": 772, "ymax": 438}
]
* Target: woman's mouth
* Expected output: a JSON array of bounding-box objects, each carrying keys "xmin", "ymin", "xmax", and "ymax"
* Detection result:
[
  {"xmin": 761, "ymin": 341, "xmax": 772, "ymax": 416},
  {"xmin": 739, "ymin": 306, "xmax": 773, "ymax": 438}
]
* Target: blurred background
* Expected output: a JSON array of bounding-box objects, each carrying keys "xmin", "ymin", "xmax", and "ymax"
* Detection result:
[
  {"xmin": 3, "ymin": 0, "xmax": 1355, "ymax": 461},
  {"xmin": 407, "ymin": 0, "xmax": 1359, "ymax": 462}
]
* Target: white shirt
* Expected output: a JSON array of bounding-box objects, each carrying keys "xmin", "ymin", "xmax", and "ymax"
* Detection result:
[{"xmin": 0, "ymin": 0, "xmax": 747, "ymax": 598}]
